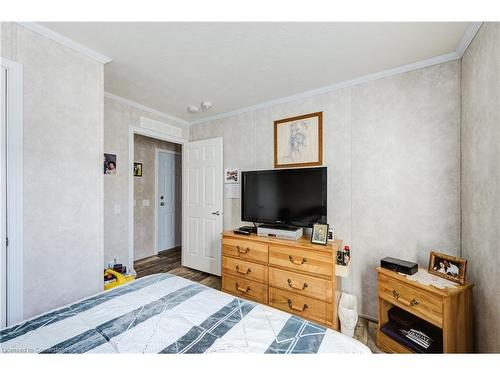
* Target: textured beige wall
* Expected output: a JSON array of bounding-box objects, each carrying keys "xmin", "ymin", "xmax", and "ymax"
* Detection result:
[
  {"xmin": 104, "ymin": 98, "xmax": 130, "ymax": 267},
  {"xmin": 190, "ymin": 61, "xmax": 461, "ymax": 318},
  {"xmin": 1, "ymin": 23, "xmax": 104, "ymax": 319},
  {"xmin": 461, "ymin": 23, "xmax": 500, "ymax": 353},
  {"xmin": 133, "ymin": 134, "xmax": 181, "ymax": 260},
  {"xmin": 104, "ymin": 97, "xmax": 187, "ymax": 268}
]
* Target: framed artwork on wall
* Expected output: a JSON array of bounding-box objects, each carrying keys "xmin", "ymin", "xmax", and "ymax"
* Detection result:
[
  {"xmin": 104, "ymin": 153, "xmax": 117, "ymax": 175},
  {"xmin": 134, "ymin": 162, "xmax": 143, "ymax": 177},
  {"xmin": 274, "ymin": 112, "xmax": 323, "ymax": 168},
  {"xmin": 224, "ymin": 168, "xmax": 240, "ymax": 184}
]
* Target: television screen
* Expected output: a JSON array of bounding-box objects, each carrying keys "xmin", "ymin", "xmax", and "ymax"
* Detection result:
[{"xmin": 241, "ymin": 167, "xmax": 327, "ymax": 228}]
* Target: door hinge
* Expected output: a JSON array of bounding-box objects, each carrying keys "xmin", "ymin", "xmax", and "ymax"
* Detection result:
[{"xmin": 5, "ymin": 237, "xmax": 8, "ymax": 247}]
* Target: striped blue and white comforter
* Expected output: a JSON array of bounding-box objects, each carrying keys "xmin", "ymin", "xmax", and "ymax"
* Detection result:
[{"xmin": 0, "ymin": 273, "xmax": 370, "ymax": 354}]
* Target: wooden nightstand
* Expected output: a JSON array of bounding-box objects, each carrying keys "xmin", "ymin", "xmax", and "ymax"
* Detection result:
[{"xmin": 376, "ymin": 267, "xmax": 473, "ymax": 353}]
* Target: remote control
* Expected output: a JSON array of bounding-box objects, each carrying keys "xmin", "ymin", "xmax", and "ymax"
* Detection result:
[{"xmin": 233, "ymin": 229, "xmax": 250, "ymax": 235}]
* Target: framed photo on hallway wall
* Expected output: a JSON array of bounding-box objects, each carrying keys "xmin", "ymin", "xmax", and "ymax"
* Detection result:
[
  {"xmin": 274, "ymin": 112, "xmax": 323, "ymax": 168},
  {"xmin": 104, "ymin": 153, "xmax": 117, "ymax": 175},
  {"xmin": 134, "ymin": 162, "xmax": 143, "ymax": 177}
]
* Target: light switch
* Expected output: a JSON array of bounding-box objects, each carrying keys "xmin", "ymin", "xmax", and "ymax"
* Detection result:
[
  {"xmin": 114, "ymin": 204, "xmax": 121, "ymax": 214},
  {"xmin": 143, "ymin": 199, "xmax": 150, "ymax": 207}
]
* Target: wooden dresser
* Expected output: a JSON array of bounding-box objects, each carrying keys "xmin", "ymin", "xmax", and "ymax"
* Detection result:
[
  {"xmin": 221, "ymin": 231, "xmax": 342, "ymax": 329},
  {"xmin": 376, "ymin": 267, "xmax": 473, "ymax": 353}
]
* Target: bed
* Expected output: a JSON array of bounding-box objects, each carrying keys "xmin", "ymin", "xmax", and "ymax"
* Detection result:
[{"xmin": 0, "ymin": 273, "xmax": 371, "ymax": 354}]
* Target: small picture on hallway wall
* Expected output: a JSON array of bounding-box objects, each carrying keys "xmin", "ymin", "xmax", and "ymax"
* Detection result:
[
  {"xmin": 104, "ymin": 153, "xmax": 117, "ymax": 175},
  {"xmin": 134, "ymin": 163, "xmax": 143, "ymax": 177},
  {"xmin": 274, "ymin": 112, "xmax": 323, "ymax": 168}
]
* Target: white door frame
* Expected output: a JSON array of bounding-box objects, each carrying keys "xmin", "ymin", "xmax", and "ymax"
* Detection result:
[
  {"xmin": 128, "ymin": 126, "xmax": 185, "ymax": 272},
  {"xmin": 1, "ymin": 58, "xmax": 23, "ymax": 326},
  {"xmin": 154, "ymin": 148, "xmax": 181, "ymax": 255}
]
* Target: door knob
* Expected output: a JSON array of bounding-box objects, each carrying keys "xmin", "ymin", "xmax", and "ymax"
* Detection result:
[
  {"xmin": 211, "ymin": 211, "xmax": 220, "ymax": 216},
  {"xmin": 160, "ymin": 202, "xmax": 165, "ymax": 206}
]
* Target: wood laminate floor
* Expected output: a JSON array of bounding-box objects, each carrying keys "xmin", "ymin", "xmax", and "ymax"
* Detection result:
[
  {"xmin": 134, "ymin": 247, "xmax": 221, "ymax": 290},
  {"xmin": 134, "ymin": 247, "xmax": 380, "ymax": 353}
]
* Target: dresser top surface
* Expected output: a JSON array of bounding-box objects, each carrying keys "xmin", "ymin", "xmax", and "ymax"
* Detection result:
[
  {"xmin": 377, "ymin": 267, "xmax": 473, "ymax": 297},
  {"xmin": 222, "ymin": 231, "xmax": 342, "ymax": 254}
]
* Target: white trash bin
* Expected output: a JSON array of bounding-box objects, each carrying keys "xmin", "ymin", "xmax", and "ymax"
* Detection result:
[{"xmin": 338, "ymin": 292, "xmax": 358, "ymax": 338}]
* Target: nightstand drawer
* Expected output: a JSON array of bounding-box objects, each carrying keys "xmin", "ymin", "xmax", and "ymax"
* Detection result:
[
  {"xmin": 378, "ymin": 273, "xmax": 443, "ymax": 327},
  {"xmin": 222, "ymin": 238, "xmax": 268, "ymax": 264},
  {"xmin": 269, "ymin": 287, "xmax": 327, "ymax": 324},
  {"xmin": 222, "ymin": 256, "xmax": 268, "ymax": 284},
  {"xmin": 269, "ymin": 246, "xmax": 332, "ymax": 278},
  {"xmin": 269, "ymin": 267, "xmax": 328, "ymax": 301},
  {"xmin": 222, "ymin": 273, "xmax": 268, "ymax": 304}
]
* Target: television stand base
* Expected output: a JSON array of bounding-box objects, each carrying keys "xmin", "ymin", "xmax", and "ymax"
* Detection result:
[{"xmin": 257, "ymin": 225, "xmax": 303, "ymax": 241}]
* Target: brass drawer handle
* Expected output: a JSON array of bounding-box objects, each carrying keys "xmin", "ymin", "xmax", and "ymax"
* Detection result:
[
  {"xmin": 235, "ymin": 265, "xmax": 251, "ymax": 275},
  {"xmin": 287, "ymin": 279, "xmax": 308, "ymax": 290},
  {"xmin": 410, "ymin": 298, "xmax": 419, "ymax": 307},
  {"xmin": 289, "ymin": 255, "xmax": 307, "ymax": 265},
  {"xmin": 235, "ymin": 282, "xmax": 250, "ymax": 293},
  {"xmin": 287, "ymin": 299, "xmax": 308, "ymax": 312},
  {"xmin": 236, "ymin": 245, "xmax": 250, "ymax": 254},
  {"xmin": 392, "ymin": 290, "xmax": 400, "ymax": 299}
]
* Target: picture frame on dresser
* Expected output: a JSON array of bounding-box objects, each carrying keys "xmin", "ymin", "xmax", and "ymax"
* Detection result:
[{"xmin": 311, "ymin": 223, "xmax": 329, "ymax": 245}]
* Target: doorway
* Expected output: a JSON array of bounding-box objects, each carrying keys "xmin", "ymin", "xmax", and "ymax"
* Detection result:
[
  {"xmin": 132, "ymin": 134, "xmax": 182, "ymax": 276},
  {"xmin": 156, "ymin": 149, "xmax": 181, "ymax": 252},
  {"xmin": 1, "ymin": 65, "xmax": 6, "ymax": 328},
  {"xmin": 127, "ymin": 126, "xmax": 223, "ymax": 282},
  {"xmin": 1, "ymin": 58, "xmax": 23, "ymax": 328}
]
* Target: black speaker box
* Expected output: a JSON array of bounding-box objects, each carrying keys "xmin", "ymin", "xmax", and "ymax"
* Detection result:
[{"xmin": 380, "ymin": 257, "xmax": 418, "ymax": 275}]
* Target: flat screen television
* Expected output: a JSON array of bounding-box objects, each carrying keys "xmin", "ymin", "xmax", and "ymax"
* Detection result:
[{"xmin": 241, "ymin": 167, "xmax": 327, "ymax": 228}]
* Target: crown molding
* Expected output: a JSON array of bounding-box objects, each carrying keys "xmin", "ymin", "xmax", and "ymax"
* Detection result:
[
  {"xmin": 104, "ymin": 92, "xmax": 189, "ymax": 126},
  {"xmin": 455, "ymin": 22, "xmax": 482, "ymax": 57},
  {"xmin": 189, "ymin": 22, "xmax": 483, "ymax": 127},
  {"xmin": 189, "ymin": 51, "xmax": 459, "ymax": 126},
  {"xmin": 16, "ymin": 22, "xmax": 112, "ymax": 64}
]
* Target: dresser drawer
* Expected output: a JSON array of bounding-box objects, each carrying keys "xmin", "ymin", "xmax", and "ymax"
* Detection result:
[
  {"xmin": 222, "ymin": 256, "xmax": 268, "ymax": 284},
  {"xmin": 269, "ymin": 267, "xmax": 328, "ymax": 302},
  {"xmin": 378, "ymin": 273, "xmax": 443, "ymax": 327},
  {"xmin": 269, "ymin": 246, "xmax": 333, "ymax": 278},
  {"xmin": 269, "ymin": 287, "xmax": 327, "ymax": 324},
  {"xmin": 222, "ymin": 273, "xmax": 268, "ymax": 304},
  {"xmin": 222, "ymin": 238, "xmax": 268, "ymax": 264}
]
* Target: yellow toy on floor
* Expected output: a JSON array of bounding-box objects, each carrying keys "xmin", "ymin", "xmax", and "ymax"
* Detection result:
[{"xmin": 104, "ymin": 268, "xmax": 135, "ymax": 290}]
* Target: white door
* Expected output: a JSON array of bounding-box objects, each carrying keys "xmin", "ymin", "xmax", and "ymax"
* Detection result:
[
  {"xmin": 157, "ymin": 151, "xmax": 176, "ymax": 252},
  {"xmin": 1, "ymin": 66, "xmax": 7, "ymax": 328},
  {"xmin": 0, "ymin": 59, "xmax": 23, "ymax": 328},
  {"xmin": 182, "ymin": 137, "xmax": 223, "ymax": 276}
]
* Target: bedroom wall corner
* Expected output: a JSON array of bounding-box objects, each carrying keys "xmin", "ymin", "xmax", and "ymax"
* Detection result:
[{"xmin": 461, "ymin": 22, "xmax": 500, "ymax": 353}]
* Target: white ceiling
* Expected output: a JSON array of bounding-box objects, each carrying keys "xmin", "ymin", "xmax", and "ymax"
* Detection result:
[{"xmin": 40, "ymin": 22, "xmax": 471, "ymax": 122}]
